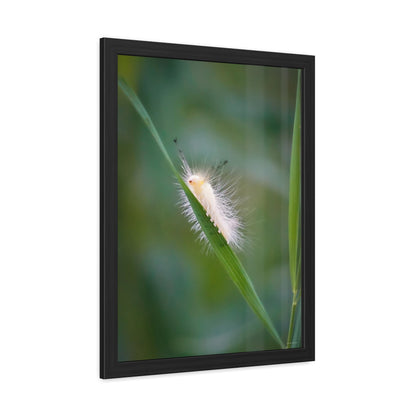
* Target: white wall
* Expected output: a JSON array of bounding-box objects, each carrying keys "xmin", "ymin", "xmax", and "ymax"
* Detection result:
[{"xmin": 1, "ymin": 1, "xmax": 415, "ymax": 415}]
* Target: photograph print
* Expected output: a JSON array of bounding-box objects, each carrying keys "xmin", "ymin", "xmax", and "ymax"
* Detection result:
[{"xmin": 101, "ymin": 38, "xmax": 314, "ymax": 378}]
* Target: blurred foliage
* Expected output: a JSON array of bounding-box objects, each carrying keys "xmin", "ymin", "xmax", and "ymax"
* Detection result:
[{"xmin": 118, "ymin": 54, "xmax": 300, "ymax": 361}]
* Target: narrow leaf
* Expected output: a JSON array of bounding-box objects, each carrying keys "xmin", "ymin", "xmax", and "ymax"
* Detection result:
[{"xmin": 288, "ymin": 70, "xmax": 302, "ymax": 294}]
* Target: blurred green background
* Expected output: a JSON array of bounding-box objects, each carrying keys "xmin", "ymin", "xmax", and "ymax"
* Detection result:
[{"xmin": 118, "ymin": 54, "xmax": 299, "ymax": 361}]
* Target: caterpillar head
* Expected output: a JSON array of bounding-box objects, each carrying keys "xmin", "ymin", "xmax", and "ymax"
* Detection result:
[{"xmin": 188, "ymin": 174, "xmax": 205, "ymax": 190}]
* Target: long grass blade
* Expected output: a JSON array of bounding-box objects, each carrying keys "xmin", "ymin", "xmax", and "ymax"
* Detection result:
[
  {"xmin": 287, "ymin": 70, "xmax": 302, "ymax": 348},
  {"xmin": 118, "ymin": 79, "xmax": 284, "ymax": 348},
  {"xmin": 288, "ymin": 70, "xmax": 302, "ymax": 294}
]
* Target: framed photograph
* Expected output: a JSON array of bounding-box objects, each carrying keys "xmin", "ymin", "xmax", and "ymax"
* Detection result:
[{"xmin": 100, "ymin": 37, "xmax": 314, "ymax": 378}]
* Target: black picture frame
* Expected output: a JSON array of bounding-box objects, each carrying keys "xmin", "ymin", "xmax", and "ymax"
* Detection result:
[{"xmin": 100, "ymin": 37, "xmax": 315, "ymax": 379}]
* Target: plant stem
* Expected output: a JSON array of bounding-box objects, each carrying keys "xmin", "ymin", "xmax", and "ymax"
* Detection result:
[{"xmin": 286, "ymin": 292, "xmax": 298, "ymax": 348}]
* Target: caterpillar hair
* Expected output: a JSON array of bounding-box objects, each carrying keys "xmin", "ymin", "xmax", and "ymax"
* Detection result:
[{"xmin": 175, "ymin": 139, "xmax": 243, "ymax": 251}]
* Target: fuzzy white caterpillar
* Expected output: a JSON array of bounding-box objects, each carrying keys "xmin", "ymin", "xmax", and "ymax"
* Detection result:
[{"xmin": 178, "ymin": 155, "xmax": 243, "ymax": 251}]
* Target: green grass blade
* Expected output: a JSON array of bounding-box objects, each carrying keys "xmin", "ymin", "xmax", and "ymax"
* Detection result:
[
  {"xmin": 288, "ymin": 70, "xmax": 302, "ymax": 294},
  {"xmin": 292, "ymin": 295, "xmax": 302, "ymax": 348},
  {"xmin": 118, "ymin": 78, "xmax": 284, "ymax": 348},
  {"xmin": 118, "ymin": 79, "xmax": 177, "ymax": 175},
  {"xmin": 286, "ymin": 70, "xmax": 302, "ymax": 348}
]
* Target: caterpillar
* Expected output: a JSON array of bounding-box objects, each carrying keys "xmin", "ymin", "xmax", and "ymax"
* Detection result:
[{"xmin": 175, "ymin": 140, "xmax": 243, "ymax": 251}]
